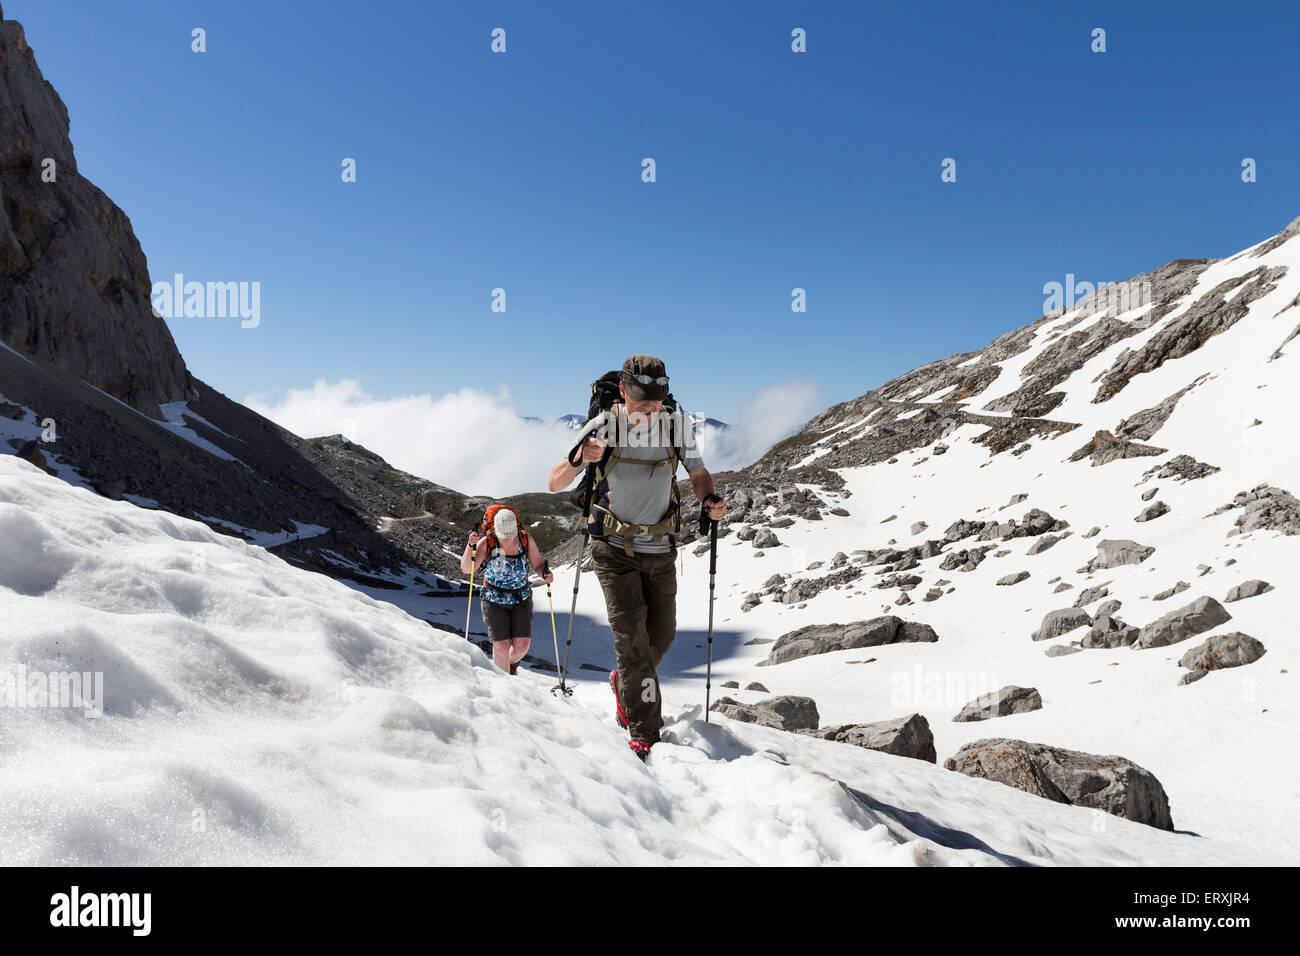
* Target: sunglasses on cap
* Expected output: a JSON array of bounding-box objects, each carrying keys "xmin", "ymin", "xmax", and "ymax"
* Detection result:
[{"xmin": 624, "ymin": 373, "xmax": 669, "ymax": 386}]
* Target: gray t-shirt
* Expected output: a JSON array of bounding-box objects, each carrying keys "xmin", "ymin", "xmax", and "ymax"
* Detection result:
[{"xmin": 587, "ymin": 406, "xmax": 705, "ymax": 554}]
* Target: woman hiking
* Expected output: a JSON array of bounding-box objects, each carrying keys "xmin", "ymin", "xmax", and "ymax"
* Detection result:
[{"xmin": 460, "ymin": 506, "xmax": 554, "ymax": 675}]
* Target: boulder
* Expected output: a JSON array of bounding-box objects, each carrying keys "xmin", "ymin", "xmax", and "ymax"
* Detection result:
[
  {"xmin": 1135, "ymin": 501, "xmax": 1170, "ymax": 522},
  {"xmin": 1224, "ymin": 580, "xmax": 1273, "ymax": 603},
  {"xmin": 1135, "ymin": 596, "xmax": 1232, "ymax": 649},
  {"xmin": 1032, "ymin": 607, "xmax": 1092, "ymax": 641},
  {"xmin": 802, "ymin": 714, "xmax": 936, "ymax": 763},
  {"xmin": 997, "ymin": 571, "xmax": 1030, "ymax": 586},
  {"xmin": 752, "ymin": 528, "xmax": 782, "ymax": 549},
  {"xmin": 1177, "ymin": 632, "xmax": 1266, "ymax": 671},
  {"xmin": 944, "ymin": 738, "xmax": 1174, "ymax": 830},
  {"xmin": 1085, "ymin": 539, "xmax": 1155, "ymax": 571},
  {"xmin": 709, "ymin": 695, "xmax": 819, "ymax": 732},
  {"xmin": 952, "ymin": 685, "xmax": 1042, "ymax": 722},
  {"xmin": 761, "ymin": 617, "xmax": 939, "ymax": 665},
  {"xmin": 1080, "ymin": 615, "xmax": 1140, "ymax": 648}
]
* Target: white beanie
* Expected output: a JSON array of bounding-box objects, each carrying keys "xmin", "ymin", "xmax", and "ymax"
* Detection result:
[{"xmin": 493, "ymin": 509, "xmax": 518, "ymax": 539}]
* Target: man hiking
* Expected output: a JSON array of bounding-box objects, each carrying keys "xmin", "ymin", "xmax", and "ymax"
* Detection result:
[
  {"xmin": 547, "ymin": 355, "xmax": 726, "ymax": 760},
  {"xmin": 461, "ymin": 506, "xmax": 554, "ymax": 675}
]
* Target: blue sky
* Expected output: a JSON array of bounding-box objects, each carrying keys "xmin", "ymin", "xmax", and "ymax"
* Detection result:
[{"xmin": 8, "ymin": 0, "xmax": 1299, "ymax": 435}]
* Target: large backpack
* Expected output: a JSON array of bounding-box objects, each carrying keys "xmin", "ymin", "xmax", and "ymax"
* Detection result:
[
  {"xmin": 476, "ymin": 503, "xmax": 531, "ymax": 554},
  {"xmin": 569, "ymin": 370, "xmax": 688, "ymax": 553}
]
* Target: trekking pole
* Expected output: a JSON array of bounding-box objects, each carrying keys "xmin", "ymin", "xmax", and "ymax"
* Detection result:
[
  {"xmin": 555, "ymin": 459, "xmax": 597, "ymax": 697},
  {"xmin": 546, "ymin": 582, "xmax": 560, "ymax": 675},
  {"xmin": 463, "ymin": 537, "xmax": 478, "ymax": 642},
  {"xmin": 701, "ymin": 498, "xmax": 719, "ymax": 722}
]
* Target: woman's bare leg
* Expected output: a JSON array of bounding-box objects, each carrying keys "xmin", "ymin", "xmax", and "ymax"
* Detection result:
[
  {"xmin": 510, "ymin": 638, "xmax": 531, "ymax": 664},
  {"xmin": 492, "ymin": 641, "xmax": 512, "ymax": 672}
]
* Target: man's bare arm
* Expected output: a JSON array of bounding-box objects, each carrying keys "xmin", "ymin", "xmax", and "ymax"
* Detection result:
[{"xmin": 548, "ymin": 437, "xmax": 606, "ymax": 492}]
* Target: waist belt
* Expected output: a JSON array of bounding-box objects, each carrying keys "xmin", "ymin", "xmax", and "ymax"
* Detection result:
[{"xmin": 591, "ymin": 503, "xmax": 679, "ymax": 556}]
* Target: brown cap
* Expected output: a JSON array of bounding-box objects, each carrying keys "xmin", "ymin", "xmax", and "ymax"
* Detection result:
[{"xmin": 620, "ymin": 354, "xmax": 669, "ymax": 400}]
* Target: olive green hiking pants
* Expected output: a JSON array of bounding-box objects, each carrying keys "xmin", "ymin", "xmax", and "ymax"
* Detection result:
[{"xmin": 590, "ymin": 538, "xmax": 678, "ymax": 743}]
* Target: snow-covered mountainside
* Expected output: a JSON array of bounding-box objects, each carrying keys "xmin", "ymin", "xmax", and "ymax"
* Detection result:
[{"xmin": 0, "ymin": 454, "xmax": 1273, "ymax": 865}]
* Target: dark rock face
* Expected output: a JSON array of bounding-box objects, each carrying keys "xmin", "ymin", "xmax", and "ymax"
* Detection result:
[
  {"xmin": 761, "ymin": 617, "xmax": 939, "ymax": 666},
  {"xmin": 1145, "ymin": 454, "xmax": 1220, "ymax": 483},
  {"xmin": 802, "ymin": 714, "xmax": 936, "ymax": 763},
  {"xmin": 1094, "ymin": 265, "xmax": 1288, "ymax": 403},
  {"xmin": 952, "ymin": 686, "xmax": 1042, "ymax": 722},
  {"xmin": 1135, "ymin": 596, "xmax": 1232, "ymax": 649},
  {"xmin": 1178, "ymin": 633, "xmax": 1266, "ymax": 671},
  {"xmin": 709, "ymin": 695, "xmax": 819, "ymax": 731},
  {"xmin": 945, "ymin": 738, "xmax": 1174, "ymax": 830},
  {"xmin": 1067, "ymin": 430, "xmax": 1167, "ymax": 467},
  {"xmin": 0, "ymin": 15, "xmax": 194, "ymax": 414},
  {"xmin": 1115, "ymin": 376, "xmax": 1208, "ymax": 440}
]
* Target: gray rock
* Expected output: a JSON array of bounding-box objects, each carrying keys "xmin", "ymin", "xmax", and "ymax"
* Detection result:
[
  {"xmin": 1135, "ymin": 500, "xmax": 1170, "ymax": 522},
  {"xmin": 1135, "ymin": 596, "xmax": 1233, "ymax": 649},
  {"xmin": 1086, "ymin": 539, "xmax": 1155, "ymax": 571},
  {"xmin": 744, "ymin": 682, "xmax": 770, "ymax": 693},
  {"xmin": 997, "ymin": 571, "xmax": 1030, "ymax": 586},
  {"xmin": 720, "ymin": 680, "xmax": 740, "ymax": 689},
  {"xmin": 910, "ymin": 521, "xmax": 928, "ymax": 535},
  {"xmin": 802, "ymin": 714, "xmax": 936, "ymax": 763},
  {"xmin": 944, "ymin": 738, "xmax": 1174, "ymax": 830},
  {"xmin": 1080, "ymin": 615, "xmax": 1140, "ymax": 648},
  {"xmin": 709, "ymin": 695, "xmax": 819, "ymax": 732},
  {"xmin": 1032, "ymin": 607, "xmax": 1092, "ymax": 641},
  {"xmin": 1053, "ymin": 582, "xmax": 1073, "ymax": 592},
  {"xmin": 762, "ymin": 617, "xmax": 939, "ymax": 666},
  {"xmin": 1141, "ymin": 486, "xmax": 1159, "ymax": 501},
  {"xmin": 1074, "ymin": 584, "xmax": 1110, "ymax": 607},
  {"xmin": 736, "ymin": 525, "xmax": 756, "ymax": 541},
  {"xmin": 1068, "ymin": 430, "xmax": 1168, "ymax": 467},
  {"xmin": 1224, "ymin": 580, "xmax": 1273, "ymax": 603},
  {"xmin": 952, "ymin": 685, "xmax": 1042, "ymax": 722},
  {"xmin": 1153, "ymin": 581, "xmax": 1190, "ymax": 601},
  {"xmin": 1046, "ymin": 644, "xmax": 1081, "ymax": 657},
  {"xmin": 1177, "ymin": 632, "xmax": 1266, "ymax": 671},
  {"xmin": 1178, "ymin": 669, "xmax": 1208, "ymax": 685},
  {"xmin": 752, "ymin": 528, "xmax": 782, "ymax": 549},
  {"xmin": 1082, "ymin": 526, "xmax": 1102, "ymax": 538},
  {"xmin": 1096, "ymin": 599, "xmax": 1122, "ymax": 618},
  {"xmin": 1027, "ymin": 533, "xmax": 1062, "ymax": 555}
]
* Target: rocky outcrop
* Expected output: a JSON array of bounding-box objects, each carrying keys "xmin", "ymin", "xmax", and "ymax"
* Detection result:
[
  {"xmin": 1143, "ymin": 454, "xmax": 1220, "ymax": 483},
  {"xmin": 1211, "ymin": 484, "xmax": 1300, "ymax": 537},
  {"xmin": 952, "ymin": 686, "xmax": 1042, "ymax": 722},
  {"xmin": 945, "ymin": 738, "xmax": 1174, "ymax": 830},
  {"xmin": 1134, "ymin": 596, "xmax": 1232, "ymax": 650},
  {"xmin": 1080, "ymin": 614, "xmax": 1140, "ymax": 649},
  {"xmin": 760, "ymin": 617, "xmax": 939, "ymax": 666},
  {"xmin": 0, "ymin": 12, "xmax": 194, "ymax": 414},
  {"xmin": 801, "ymin": 714, "xmax": 937, "ymax": 763}
]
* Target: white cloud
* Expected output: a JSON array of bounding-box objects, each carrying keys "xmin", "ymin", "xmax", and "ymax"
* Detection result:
[
  {"xmin": 245, "ymin": 378, "xmax": 821, "ymax": 496},
  {"xmin": 692, "ymin": 382, "xmax": 820, "ymax": 472},
  {"xmin": 245, "ymin": 379, "xmax": 580, "ymax": 497}
]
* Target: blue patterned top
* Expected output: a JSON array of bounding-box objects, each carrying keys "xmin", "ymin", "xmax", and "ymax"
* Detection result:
[{"xmin": 481, "ymin": 545, "xmax": 531, "ymax": 605}]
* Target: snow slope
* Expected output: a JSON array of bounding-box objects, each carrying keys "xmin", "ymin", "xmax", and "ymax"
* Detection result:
[{"xmin": 0, "ymin": 456, "xmax": 1271, "ymax": 865}]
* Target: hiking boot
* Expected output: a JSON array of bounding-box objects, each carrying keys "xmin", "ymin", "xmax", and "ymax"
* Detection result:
[
  {"xmin": 509, "ymin": 659, "xmax": 519, "ymax": 676},
  {"xmin": 629, "ymin": 739, "xmax": 654, "ymax": 762},
  {"xmin": 610, "ymin": 669, "xmax": 628, "ymax": 729}
]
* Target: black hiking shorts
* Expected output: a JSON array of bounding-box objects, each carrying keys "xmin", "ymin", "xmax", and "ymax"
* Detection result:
[{"xmin": 482, "ymin": 594, "xmax": 533, "ymax": 641}]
